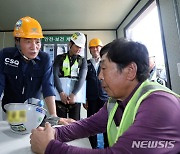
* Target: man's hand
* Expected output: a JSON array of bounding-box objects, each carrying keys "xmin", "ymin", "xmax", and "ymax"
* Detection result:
[
  {"xmin": 83, "ymin": 101, "xmax": 88, "ymax": 110},
  {"xmin": 67, "ymin": 93, "xmax": 75, "ymax": 104},
  {"xmin": 58, "ymin": 117, "xmax": 76, "ymax": 125},
  {"xmin": 30, "ymin": 122, "xmax": 55, "ymax": 154},
  {"xmin": 60, "ymin": 92, "xmax": 69, "ymax": 104}
]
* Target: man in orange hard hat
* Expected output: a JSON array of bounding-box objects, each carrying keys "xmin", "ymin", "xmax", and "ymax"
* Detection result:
[
  {"xmin": 0, "ymin": 16, "xmax": 57, "ymax": 120},
  {"xmin": 84, "ymin": 38, "xmax": 109, "ymax": 148}
]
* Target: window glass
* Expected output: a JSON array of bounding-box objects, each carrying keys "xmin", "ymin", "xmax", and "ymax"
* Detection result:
[{"xmin": 125, "ymin": 1, "xmax": 168, "ymax": 86}]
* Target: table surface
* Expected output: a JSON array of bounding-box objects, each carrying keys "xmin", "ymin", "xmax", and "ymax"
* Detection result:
[{"xmin": 0, "ymin": 121, "xmax": 91, "ymax": 154}]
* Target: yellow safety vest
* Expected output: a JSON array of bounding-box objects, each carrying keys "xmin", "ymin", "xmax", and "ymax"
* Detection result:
[
  {"xmin": 62, "ymin": 55, "xmax": 79, "ymax": 77},
  {"xmin": 107, "ymin": 80, "xmax": 179, "ymax": 147}
]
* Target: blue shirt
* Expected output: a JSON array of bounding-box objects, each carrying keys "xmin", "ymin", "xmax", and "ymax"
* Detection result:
[
  {"xmin": 86, "ymin": 59, "xmax": 108, "ymax": 101},
  {"xmin": 0, "ymin": 47, "xmax": 55, "ymax": 111}
]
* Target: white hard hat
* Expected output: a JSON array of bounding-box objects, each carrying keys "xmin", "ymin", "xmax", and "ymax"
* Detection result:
[
  {"xmin": 70, "ymin": 32, "xmax": 86, "ymax": 48},
  {"xmin": 5, "ymin": 102, "xmax": 46, "ymax": 134}
]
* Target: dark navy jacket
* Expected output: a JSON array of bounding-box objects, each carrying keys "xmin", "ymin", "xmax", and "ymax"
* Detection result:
[
  {"xmin": 0, "ymin": 47, "xmax": 55, "ymax": 111},
  {"xmin": 86, "ymin": 59, "xmax": 108, "ymax": 101}
]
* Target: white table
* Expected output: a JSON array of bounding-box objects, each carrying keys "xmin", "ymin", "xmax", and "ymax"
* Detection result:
[{"xmin": 0, "ymin": 121, "xmax": 91, "ymax": 154}]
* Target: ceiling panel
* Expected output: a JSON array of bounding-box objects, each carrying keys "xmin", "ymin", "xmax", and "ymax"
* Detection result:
[{"xmin": 0, "ymin": 0, "xmax": 138, "ymax": 31}]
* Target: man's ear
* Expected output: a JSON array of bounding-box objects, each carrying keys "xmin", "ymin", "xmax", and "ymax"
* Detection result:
[
  {"xmin": 68, "ymin": 41, "xmax": 73, "ymax": 49},
  {"xmin": 14, "ymin": 38, "xmax": 20, "ymax": 46},
  {"xmin": 126, "ymin": 62, "xmax": 137, "ymax": 81}
]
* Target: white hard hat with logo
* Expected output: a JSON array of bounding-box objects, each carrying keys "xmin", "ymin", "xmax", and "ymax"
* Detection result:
[
  {"xmin": 70, "ymin": 32, "xmax": 86, "ymax": 48},
  {"xmin": 4, "ymin": 98, "xmax": 46, "ymax": 135}
]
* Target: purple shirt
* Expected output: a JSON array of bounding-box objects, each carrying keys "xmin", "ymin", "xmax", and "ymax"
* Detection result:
[{"xmin": 45, "ymin": 88, "xmax": 180, "ymax": 154}]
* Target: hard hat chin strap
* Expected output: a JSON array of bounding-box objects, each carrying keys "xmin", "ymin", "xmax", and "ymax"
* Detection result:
[
  {"xmin": 15, "ymin": 38, "xmax": 31, "ymax": 61},
  {"xmin": 15, "ymin": 38, "xmax": 36, "ymax": 65},
  {"xmin": 17, "ymin": 47, "xmax": 36, "ymax": 65},
  {"xmin": 16, "ymin": 43, "xmax": 36, "ymax": 66},
  {"xmin": 17, "ymin": 45, "xmax": 30, "ymax": 61}
]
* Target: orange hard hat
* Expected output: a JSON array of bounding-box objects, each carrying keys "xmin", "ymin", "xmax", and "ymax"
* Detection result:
[
  {"xmin": 13, "ymin": 16, "xmax": 44, "ymax": 38},
  {"xmin": 89, "ymin": 38, "xmax": 103, "ymax": 47}
]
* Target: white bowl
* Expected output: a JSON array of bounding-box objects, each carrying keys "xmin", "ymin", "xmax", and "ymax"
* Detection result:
[{"xmin": 4, "ymin": 103, "xmax": 46, "ymax": 135}]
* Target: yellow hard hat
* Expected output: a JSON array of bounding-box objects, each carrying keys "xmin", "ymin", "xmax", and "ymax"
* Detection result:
[
  {"xmin": 89, "ymin": 38, "xmax": 103, "ymax": 47},
  {"xmin": 13, "ymin": 16, "xmax": 44, "ymax": 38}
]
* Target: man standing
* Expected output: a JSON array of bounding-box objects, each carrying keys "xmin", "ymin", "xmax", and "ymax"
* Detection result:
[
  {"xmin": 85, "ymin": 38, "xmax": 109, "ymax": 148},
  {"xmin": 53, "ymin": 32, "xmax": 87, "ymax": 120},
  {"xmin": 0, "ymin": 16, "xmax": 57, "ymax": 116}
]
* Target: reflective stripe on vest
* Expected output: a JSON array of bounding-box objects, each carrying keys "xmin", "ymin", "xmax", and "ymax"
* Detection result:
[
  {"xmin": 107, "ymin": 80, "xmax": 179, "ymax": 147},
  {"xmin": 62, "ymin": 55, "xmax": 79, "ymax": 77}
]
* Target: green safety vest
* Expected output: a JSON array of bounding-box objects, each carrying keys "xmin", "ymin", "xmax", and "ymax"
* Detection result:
[
  {"xmin": 62, "ymin": 55, "xmax": 79, "ymax": 77},
  {"xmin": 107, "ymin": 80, "xmax": 179, "ymax": 147}
]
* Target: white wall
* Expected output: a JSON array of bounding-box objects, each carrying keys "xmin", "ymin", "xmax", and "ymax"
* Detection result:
[{"xmin": 0, "ymin": 32, "xmax": 14, "ymax": 49}]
